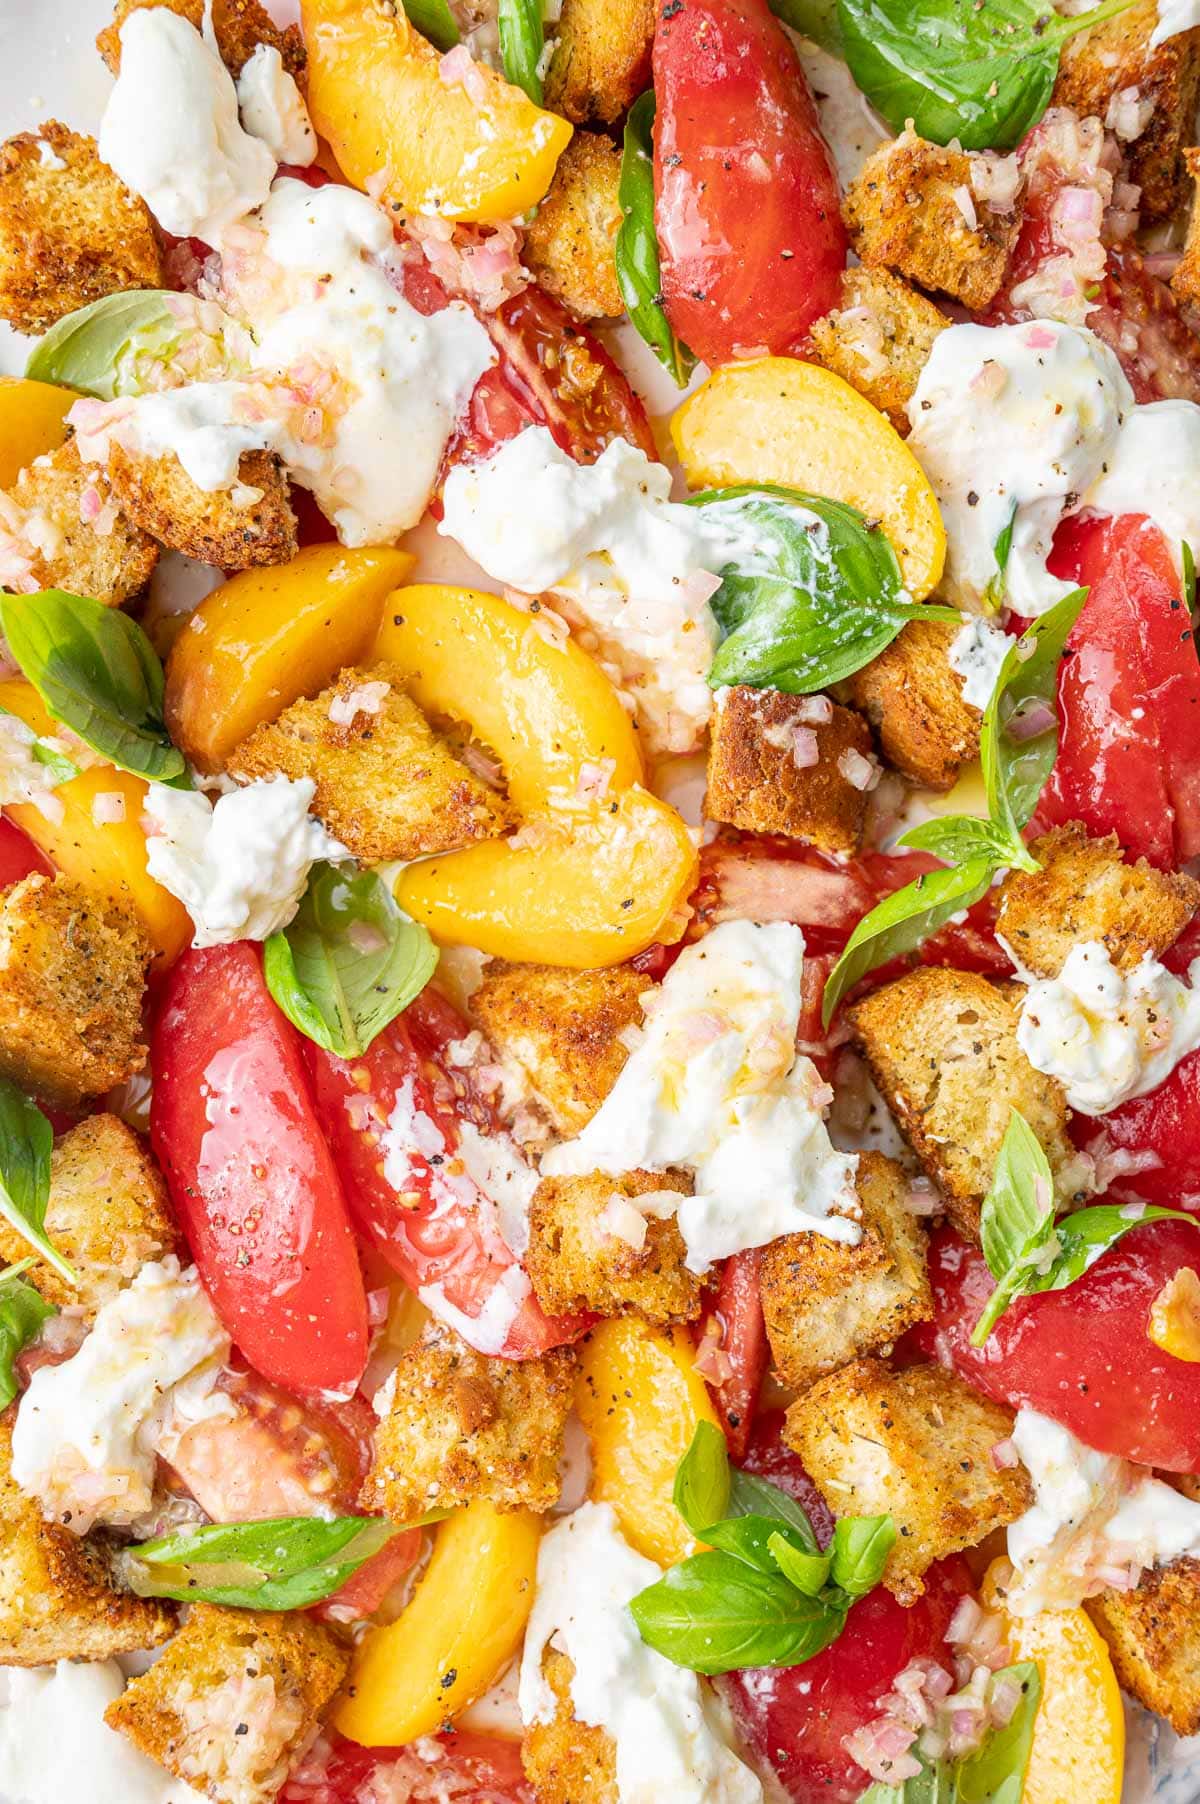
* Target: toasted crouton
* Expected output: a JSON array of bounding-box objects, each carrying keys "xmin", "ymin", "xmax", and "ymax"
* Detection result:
[
  {"xmin": 850, "ymin": 969, "xmax": 1077, "ymax": 1243},
  {"xmin": 211, "ymin": 0, "xmax": 306, "ymax": 78},
  {"xmin": 97, "ymin": 0, "xmax": 203, "ymax": 70},
  {"xmin": 105, "ymin": 1603, "xmax": 348, "ymax": 1804},
  {"xmin": 1173, "ymin": 148, "xmax": 1200, "ymax": 312},
  {"xmin": 526, "ymin": 1168, "xmax": 700, "ymax": 1324},
  {"xmin": 1056, "ymin": 0, "xmax": 1200, "ymax": 221},
  {"xmin": 705, "ymin": 687, "xmax": 876, "ymax": 856},
  {"xmin": 230, "ymin": 663, "xmax": 513, "ymax": 861},
  {"xmin": 473, "ymin": 960, "xmax": 649, "ymax": 1134},
  {"xmin": 524, "ymin": 134, "xmax": 623, "ymax": 321},
  {"xmin": 760, "ymin": 1152, "xmax": 932, "ymax": 1392},
  {"xmin": 810, "ymin": 267, "xmax": 949, "ymax": 436},
  {"xmin": 0, "ymin": 1419, "xmax": 175, "ymax": 1666},
  {"xmin": 844, "ymin": 128, "xmax": 1020, "ymax": 311},
  {"xmin": 544, "ymin": 0, "xmax": 654, "ymax": 123},
  {"xmin": 0, "ymin": 874, "xmax": 150, "ymax": 1109},
  {"xmin": 522, "ymin": 1646, "xmax": 617, "ymax": 1804},
  {"xmin": 785, "ymin": 1359, "xmax": 1030, "ymax": 1604},
  {"xmin": 997, "ymin": 823, "xmax": 1199, "ymax": 979},
  {"xmin": 0, "ymin": 1115, "xmax": 176, "ymax": 1317},
  {"xmin": 103, "ymin": 442, "xmax": 297, "ymax": 570},
  {"xmin": 361, "ymin": 1325, "xmax": 575, "ymax": 1521},
  {"xmin": 847, "ymin": 619, "xmax": 982, "ymax": 792},
  {"xmin": 3, "ymin": 441, "xmax": 158, "ymax": 608},
  {"xmin": 1088, "ymin": 1559, "xmax": 1200, "ymax": 1733},
  {"xmin": 0, "ymin": 122, "xmax": 163, "ymax": 335}
]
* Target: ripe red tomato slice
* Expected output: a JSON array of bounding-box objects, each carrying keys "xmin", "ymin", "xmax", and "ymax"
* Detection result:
[
  {"xmin": 719, "ymin": 1557, "xmax": 973, "ymax": 1804},
  {"xmin": 150, "ymin": 944, "xmax": 369, "ymax": 1398},
  {"xmin": 0, "ymin": 816, "xmax": 51, "ymax": 888},
  {"xmin": 282, "ymin": 1732, "xmax": 533, "ymax": 1804},
  {"xmin": 698, "ymin": 1251, "xmax": 768, "ymax": 1462},
  {"xmin": 918, "ymin": 1221, "xmax": 1200, "ymax": 1470},
  {"xmin": 1088, "ymin": 1048, "xmax": 1200, "ymax": 1206},
  {"xmin": 653, "ymin": 0, "xmax": 846, "ymax": 364},
  {"xmin": 1039, "ymin": 513, "xmax": 1200, "ymax": 868},
  {"xmin": 738, "ymin": 1408, "xmax": 835, "ymax": 1545}
]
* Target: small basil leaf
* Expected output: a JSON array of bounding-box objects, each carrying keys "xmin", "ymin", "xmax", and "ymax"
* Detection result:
[
  {"xmin": 984, "ymin": 503, "xmax": 1019, "ymax": 612},
  {"xmin": 400, "ymin": 0, "xmax": 460, "ymax": 48},
  {"xmin": 999, "ymin": 1204, "xmax": 1198, "ymax": 1316},
  {"xmin": 982, "ymin": 586, "xmax": 1088, "ymax": 851},
  {"xmin": 830, "ymin": 1514, "xmax": 896, "ymax": 1598},
  {"xmin": 498, "ymin": 0, "xmax": 544, "ymax": 102},
  {"xmin": 704, "ymin": 1514, "xmax": 820, "ymax": 1575},
  {"xmin": 0, "ymin": 1259, "xmax": 54, "ymax": 1413},
  {"xmin": 956, "ymin": 1662, "xmax": 1042, "ymax": 1803},
  {"xmin": 770, "ymin": 0, "xmax": 843, "ymax": 51},
  {"xmin": 629, "ymin": 1549, "xmax": 847, "ymax": 1673},
  {"xmin": 1184, "ymin": 540, "xmax": 1197, "ymax": 613},
  {"xmin": 616, "ymin": 93, "xmax": 696, "ymax": 389},
  {"xmin": 822, "ymin": 856, "xmax": 995, "ymax": 1029},
  {"xmin": 263, "ymin": 864, "xmax": 437, "ymax": 1059},
  {"xmin": 0, "ymin": 590, "xmax": 184, "ymax": 784},
  {"xmin": 767, "ymin": 1532, "xmax": 833, "ymax": 1597},
  {"xmin": 25, "ymin": 291, "xmax": 184, "ymax": 400},
  {"xmin": 728, "ymin": 1467, "xmax": 820, "ymax": 1554},
  {"xmin": 673, "ymin": 1420, "xmax": 732, "ymax": 1537},
  {"xmin": 0, "ymin": 1080, "xmax": 76, "ymax": 1287},
  {"xmin": 899, "ymin": 814, "xmax": 1013, "ymax": 869},
  {"xmin": 979, "ymin": 1108, "xmax": 1056, "ymax": 1282}
]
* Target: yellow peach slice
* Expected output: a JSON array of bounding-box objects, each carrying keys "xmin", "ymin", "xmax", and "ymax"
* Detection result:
[{"xmin": 0, "ymin": 377, "xmax": 74, "ymax": 488}]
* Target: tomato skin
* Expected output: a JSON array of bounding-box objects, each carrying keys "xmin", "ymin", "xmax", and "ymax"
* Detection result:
[
  {"xmin": 1091, "ymin": 1049, "xmax": 1200, "ymax": 1206},
  {"xmin": 0, "ymin": 817, "xmax": 51, "ymax": 887},
  {"xmin": 150, "ymin": 944, "xmax": 369, "ymax": 1398},
  {"xmin": 919, "ymin": 1221, "xmax": 1200, "ymax": 1470},
  {"xmin": 700, "ymin": 1251, "xmax": 768, "ymax": 1462},
  {"xmin": 718, "ymin": 1557, "xmax": 972, "ymax": 1804},
  {"xmin": 739, "ymin": 1409, "xmax": 834, "ymax": 1545},
  {"xmin": 653, "ymin": 0, "xmax": 846, "ymax": 364}
]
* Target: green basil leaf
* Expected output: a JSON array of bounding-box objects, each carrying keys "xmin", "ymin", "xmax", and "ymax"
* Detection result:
[
  {"xmin": 982, "ymin": 1203, "xmax": 1200, "ymax": 1340},
  {"xmin": 982, "ymin": 586, "xmax": 1088, "ymax": 853},
  {"xmin": 400, "ymin": 0, "xmax": 460, "ymax": 49},
  {"xmin": 0, "ymin": 590, "xmax": 184, "ymax": 784},
  {"xmin": 728, "ymin": 1467, "xmax": 820, "ymax": 1554},
  {"xmin": 858, "ymin": 1751, "xmax": 959, "ymax": 1804},
  {"xmin": 263, "ymin": 863, "xmax": 437, "ymax": 1059},
  {"xmin": 770, "ymin": 0, "xmax": 843, "ymax": 51},
  {"xmin": 979, "ymin": 1108, "xmax": 1056, "ymax": 1282},
  {"xmin": 629, "ymin": 1549, "xmax": 847, "ymax": 1673},
  {"xmin": 616, "ymin": 93, "xmax": 696, "ymax": 389},
  {"xmin": 699, "ymin": 486, "xmax": 958, "ymax": 695},
  {"xmin": 956, "ymin": 1663, "xmax": 1042, "ymax": 1803},
  {"xmin": 836, "ymin": 0, "xmax": 1139, "ymax": 153},
  {"xmin": 498, "ymin": 0, "xmax": 544, "ymax": 102},
  {"xmin": 25, "ymin": 291, "xmax": 185, "ymax": 401},
  {"xmin": 898, "ymin": 814, "xmax": 1013, "ymax": 869},
  {"xmin": 822, "ymin": 856, "xmax": 995, "ymax": 1029},
  {"xmin": 830, "ymin": 1514, "xmax": 896, "ymax": 1598},
  {"xmin": 0, "ymin": 1080, "xmax": 76, "ymax": 1287},
  {"xmin": 705, "ymin": 1513, "xmax": 820, "ymax": 1575},
  {"xmin": 0, "ymin": 707, "xmax": 79, "ymax": 789},
  {"xmin": 767, "ymin": 1532, "xmax": 833, "ymax": 1597},
  {"xmin": 0, "ymin": 1259, "xmax": 54, "ymax": 1413},
  {"xmin": 673, "ymin": 1420, "xmax": 732, "ymax": 1537},
  {"xmin": 1184, "ymin": 540, "xmax": 1196, "ymax": 613}
]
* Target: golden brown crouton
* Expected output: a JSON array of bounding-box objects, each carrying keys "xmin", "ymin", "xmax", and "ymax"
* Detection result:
[
  {"xmin": 0, "ymin": 874, "xmax": 150, "ymax": 1109},
  {"xmin": 211, "ymin": 0, "xmax": 306, "ymax": 78},
  {"xmin": 1173, "ymin": 147, "xmax": 1200, "ymax": 312},
  {"xmin": 0, "ymin": 1419, "xmax": 175, "ymax": 1666},
  {"xmin": 361, "ymin": 1325, "xmax": 575, "ymax": 1521},
  {"xmin": 104, "ymin": 442, "xmax": 297, "ymax": 571},
  {"xmin": 997, "ymin": 823, "xmax": 1199, "ymax": 980},
  {"xmin": 544, "ymin": 0, "xmax": 654, "ymax": 123},
  {"xmin": 526, "ymin": 1168, "xmax": 700, "ymax": 1325},
  {"xmin": 844, "ymin": 128, "xmax": 1020, "ymax": 312},
  {"xmin": 0, "ymin": 122, "xmax": 162, "ymax": 335},
  {"xmin": 230, "ymin": 663, "xmax": 513, "ymax": 862},
  {"xmin": 760, "ymin": 1152, "xmax": 932, "ymax": 1392},
  {"xmin": 525, "ymin": 134, "xmax": 623, "ymax": 321},
  {"xmin": 2, "ymin": 440, "xmax": 158, "ymax": 608},
  {"xmin": 105, "ymin": 1603, "xmax": 349, "ymax": 1804},
  {"xmin": 473, "ymin": 960, "xmax": 649, "ymax": 1134},
  {"xmin": 0, "ymin": 1115, "xmax": 176, "ymax": 1317},
  {"xmin": 97, "ymin": 0, "xmax": 203, "ymax": 70},
  {"xmin": 522, "ymin": 1646, "xmax": 617, "ymax": 1804},
  {"xmin": 847, "ymin": 619, "xmax": 982, "ymax": 792},
  {"xmin": 1088, "ymin": 1559, "xmax": 1200, "ymax": 1733},
  {"xmin": 785, "ymin": 1359, "xmax": 1030, "ymax": 1604},
  {"xmin": 1056, "ymin": 0, "xmax": 1200, "ymax": 221},
  {"xmin": 705, "ymin": 687, "xmax": 876, "ymax": 856},
  {"xmin": 850, "ymin": 969, "xmax": 1077, "ymax": 1243},
  {"xmin": 810, "ymin": 267, "xmax": 949, "ymax": 436}
]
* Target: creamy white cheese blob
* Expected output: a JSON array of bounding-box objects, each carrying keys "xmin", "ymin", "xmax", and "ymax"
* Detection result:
[
  {"xmin": 235, "ymin": 43, "xmax": 316, "ymax": 166},
  {"xmin": 1007, "ymin": 1408, "xmax": 1200, "ymax": 1614},
  {"xmin": 907, "ymin": 320, "xmax": 1133, "ymax": 614},
  {"xmin": 11, "ymin": 1258, "xmax": 230, "ymax": 1532},
  {"xmin": 440, "ymin": 426, "xmax": 722, "ymax": 755},
  {"xmin": 947, "ymin": 616, "xmax": 1012, "ymax": 710},
  {"xmin": 1083, "ymin": 399, "xmax": 1200, "ymax": 574},
  {"xmin": 0, "ymin": 1662, "xmax": 199, "ymax": 1804},
  {"xmin": 98, "ymin": 8, "xmax": 274, "ymax": 242},
  {"xmin": 1016, "ymin": 942, "xmax": 1200, "ymax": 1115},
  {"xmin": 542, "ymin": 920, "xmax": 860, "ymax": 1270},
  {"xmin": 107, "ymin": 379, "xmax": 282, "ymax": 493},
  {"xmin": 143, "ymin": 774, "xmax": 347, "ymax": 948},
  {"xmin": 519, "ymin": 1502, "xmax": 763, "ymax": 1804},
  {"xmin": 1151, "ymin": 0, "xmax": 1200, "ymax": 44}
]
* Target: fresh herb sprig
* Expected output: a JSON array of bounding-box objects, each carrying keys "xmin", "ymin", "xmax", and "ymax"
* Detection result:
[
  {"xmin": 498, "ymin": 0, "xmax": 545, "ymax": 102},
  {"xmin": 616, "ymin": 93, "xmax": 696, "ymax": 389},
  {"xmin": 399, "ymin": 0, "xmax": 461, "ymax": 49},
  {"xmin": 0, "ymin": 1080, "xmax": 77, "ymax": 1287},
  {"xmin": 629, "ymin": 1423, "xmax": 895, "ymax": 1673}
]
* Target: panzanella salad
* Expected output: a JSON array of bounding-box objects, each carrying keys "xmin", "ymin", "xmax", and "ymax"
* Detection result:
[{"xmin": 1, "ymin": 0, "xmax": 1200, "ymax": 1798}]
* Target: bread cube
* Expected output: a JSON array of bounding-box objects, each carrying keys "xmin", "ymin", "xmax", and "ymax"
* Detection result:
[
  {"xmin": 1088, "ymin": 1558, "xmax": 1200, "ymax": 1734},
  {"xmin": 521, "ymin": 1646, "xmax": 617, "ymax": 1804},
  {"xmin": 97, "ymin": 0, "xmax": 203, "ymax": 70},
  {"xmin": 2, "ymin": 440, "xmax": 158, "ymax": 608},
  {"xmin": 705, "ymin": 687, "xmax": 876, "ymax": 856},
  {"xmin": 810, "ymin": 266, "xmax": 949, "ymax": 436},
  {"xmin": 524, "ymin": 133, "xmax": 623, "ymax": 321},
  {"xmin": 526, "ymin": 1168, "xmax": 700, "ymax": 1325},
  {"xmin": 544, "ymin": 0, "xmax": 653, "ymax": 123},
  {"xmin": 105, "ymin": 441, "xmax": 297, "ymax": 570},
  {"xmin": 847, "ymin": 619, "xmax": 981, "ymax": 792}
]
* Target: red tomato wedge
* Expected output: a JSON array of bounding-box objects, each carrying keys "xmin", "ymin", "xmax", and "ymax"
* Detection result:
[
  {"xmin": 698, "ymin": 1250, "xmax": 768, "ymax": 1461},
  {"xmin": 1039, "ymin": 513, "xmax": 1200, "ymax": 868},
  {"xmin": 739, "ymin": 1408, "xmax": 834, "ymax": 1545},
  {"xmin": 918, "ymin": 1221, "xmax": 1200, "ymax": 1470},
  {"xmin": 303, "ymin": 996, "xmax": 588, "ymax": 1360},
  {"xmin": 150, "ymin": 944, "xmax": 369, "ymax": 1398},
  {"xmin": 282, "ymin": 1731, "xmax": 534, "ymax": 1804},
  {"xmin": 0, "ymin": 816, "xmax": 50, "ymax": 887},
  {"xmin": 1088, "ymin": 1048, "xmax": 1200, "ymax": 1207},
  {"xmin": 653, "ymin": 0, "xmax": 846, "ymax": 365}
]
